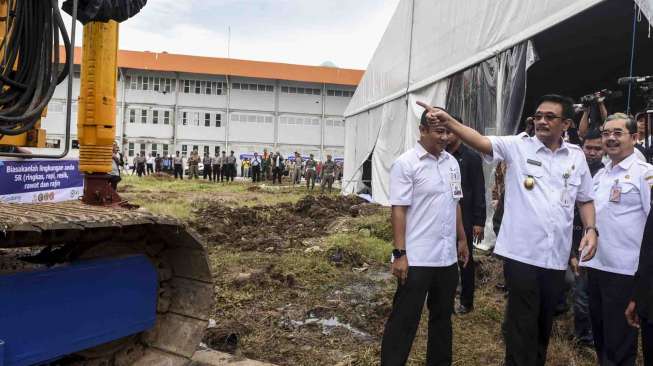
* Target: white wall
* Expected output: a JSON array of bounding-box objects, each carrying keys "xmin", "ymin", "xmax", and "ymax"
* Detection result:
[{"xmin": 41, "ymin": 69, "xmax": 356, "ymax": 161}]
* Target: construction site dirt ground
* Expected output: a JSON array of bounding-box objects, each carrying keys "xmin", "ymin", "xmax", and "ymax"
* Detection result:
[{"xmin": 119, "ymin": 175, "xmax": 643, "ymax": 366}]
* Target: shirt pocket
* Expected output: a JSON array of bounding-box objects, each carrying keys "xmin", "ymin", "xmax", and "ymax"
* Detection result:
[{"xmin": 618, "ymin": 181, "xmax": 641, "ymax": 209}]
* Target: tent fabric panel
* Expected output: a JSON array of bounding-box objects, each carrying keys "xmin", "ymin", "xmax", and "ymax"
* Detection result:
[
  {"xmin": 636, "ymin": 0, "xmax": 653, "ymax": 23},
  {"xmin": 344, "ymin": 0, "xmax": 414, "ymax": 117},
  {"xmin": 346, "ymin": 0, "xmax": 605, "ymax": 118}
]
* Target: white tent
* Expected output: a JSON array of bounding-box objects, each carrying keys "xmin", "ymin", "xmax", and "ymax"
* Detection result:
[{"xmin": 343, "ymin": 0, "xmax": 653, "ymax": 206}]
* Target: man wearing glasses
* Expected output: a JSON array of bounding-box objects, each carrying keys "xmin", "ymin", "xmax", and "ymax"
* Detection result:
[
  {"xmin": 581, "ymin": 113, "xmax": 653, "ymax": 365},
  {"xmin": 381, "ymin": 109, "xmax": 469, "ymax": 365},
  {"xmin": 417, "ymin": 94, "xmax": 597, "ymax": 365}
]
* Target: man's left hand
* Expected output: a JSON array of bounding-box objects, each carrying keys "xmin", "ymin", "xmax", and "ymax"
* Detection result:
[
  {"xmin": 458, "ymin": 239, "xmax": 469, "ymax": 268},
  {"xmin": 473, "ymin": 225, "xmax": 484, "ymax": 244},
  {"xmin": 579, "ymin": 230, "xmax": 598, "ymax": 262}
]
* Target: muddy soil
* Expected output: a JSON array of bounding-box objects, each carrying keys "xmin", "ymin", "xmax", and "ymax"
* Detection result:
[{"xmin": 191, "ymin": 195, "xmax": 367, "ymax": 251}]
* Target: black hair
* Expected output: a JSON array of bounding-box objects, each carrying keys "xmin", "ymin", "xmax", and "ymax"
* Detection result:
[
  {"xmin": 419, "ymin": 106, "xmax": 449, "ymax": 126},
  {"xmin": 604, "ymin": 113, "xmax": 638, "ymax": 134},
  {"xmin": 536, "ymin": 94, "xmax": 575, "ymax": 120},
  {"xmin": 583, "ymin": 128, "xmax": 602, "ymax": 143}
]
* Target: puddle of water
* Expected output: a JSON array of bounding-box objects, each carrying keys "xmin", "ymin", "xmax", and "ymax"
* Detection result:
[{"xmin": 290, "ymin": 316, "xmax": 373, "ymax": 341}]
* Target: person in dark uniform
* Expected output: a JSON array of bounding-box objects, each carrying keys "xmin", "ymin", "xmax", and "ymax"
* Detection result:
[
  {"xmin": 569, "ymin": 128, "xmax": 604, "ymax": 347},
  {"xmin": 626, "ymin": 199, "xmax": 653, "ymax": 364},
  {"xmin": 419, "ymin": 95, "xmax": 598, "ymax": 366},
  {"xmin": 446, "ymin": 118, "xmax": 486, "ymax": 314}
]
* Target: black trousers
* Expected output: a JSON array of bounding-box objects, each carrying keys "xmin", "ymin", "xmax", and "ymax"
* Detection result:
[
  {"xmin": 587, "ymin": 268, "xmax": 637, "ymax": 366},
  {"xmin": 252, "ymin": 165, "xmax": 261, "ymax": 182},
  {"xmin": 458, "ymin": 230, "xmax": 475, "ymax": 308},
  {"xmin": 380, "ymin": 264, "xmax": 458, "ymax": 366},
  {"xmin": 503, "ymin": 258, "xmax": 566, "ymax": 366},
  {"xmin": 137, "ymin": 163, "xmax": 145, "ymax": 177},
  {"xmin": 203, "ymin": 164, "xmax": 212, "ymax": 179},
  {"xmin": 272, "ymin": 167, "xmax": 283, "ymax": 184},
  {"xmin": 146, "ymin": 163, "xmax": 153, "ymax": 174},
  {"xmin": 642, "ymin": 317, "xmax": 653, "ymax": 365},
  {"xmin": 212, "ymin": 165, "xmax": 220, "ymax": 181},
  {"xmin": 228, "ymin": 165, "xmax": 235, "ymax": 181},
  {"xmin": 173, "ymin": 164, "xmax": 183, "ymax": 179}
]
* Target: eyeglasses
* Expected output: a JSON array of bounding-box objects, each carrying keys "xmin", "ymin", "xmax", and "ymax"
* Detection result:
[
  {"xmin": 532, "ymin": 113, "xmax": 563, "ymax": 122},
  {"xmin": 600, "ymin": 129, "xmax": 630, "ymax": 138}
]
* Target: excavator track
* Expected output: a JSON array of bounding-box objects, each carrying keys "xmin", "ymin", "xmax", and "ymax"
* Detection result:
[{"xmin": 0, "ymin": 201, "xmax": 214, "ymax": 366}]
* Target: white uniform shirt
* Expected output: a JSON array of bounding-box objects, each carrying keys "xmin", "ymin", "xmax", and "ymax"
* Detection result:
[
  {"xmin": 485, "ymin": 133, "xmax": 594, "ymax": 270},
  {"xmin": 389, "ymin": 143, "xmax": 462, "ymax": 267},
  {"xmin": 146, "ymin": 156, "xmax": 155, "ymax": 165},
  {"xmin": 581, "ymin": 153, "xmax": 653, "ymax": 275}
]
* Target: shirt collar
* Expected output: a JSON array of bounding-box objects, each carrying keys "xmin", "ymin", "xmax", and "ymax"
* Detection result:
[
  {"xmin": 532, "ymin": 135, "xmax": 570, "ymax": 154},
  {"xmin": 414, "ymin": 142, "xmax": 448, "ymax": 161},
  {"xmin": 606, "ymin": 152, "xmax": 638, "ymax": 172}
]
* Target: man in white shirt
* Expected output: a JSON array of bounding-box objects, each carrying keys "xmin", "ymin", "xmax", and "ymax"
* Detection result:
[
  {"xmin": 418, "ymin": 94, "xmax": 597, "ymax": 365},
  {"xmin": 581, "ymin": 113, "xmax": 653, "ymax": 365},
  {"xmin": 380, "ymin": 109, "xmax": 469, "ymax": 366}
]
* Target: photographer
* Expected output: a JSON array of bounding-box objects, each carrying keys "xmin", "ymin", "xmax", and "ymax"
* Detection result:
[{"xmin": 578, "ymin": 93, "xmax": 608, "ymax": 139}]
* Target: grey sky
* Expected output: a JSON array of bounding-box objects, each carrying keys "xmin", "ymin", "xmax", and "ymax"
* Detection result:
[{"xmin": 61, "ymin": 0, "xmax": 400, "ymax": 70}]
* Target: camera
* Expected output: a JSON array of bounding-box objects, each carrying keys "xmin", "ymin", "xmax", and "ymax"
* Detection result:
[{"xmin": 579, "ymin": 89, "xmax": 622, "ymax": 106}]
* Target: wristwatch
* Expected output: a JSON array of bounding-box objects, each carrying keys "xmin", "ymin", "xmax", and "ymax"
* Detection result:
[
  {"xmin": 392, "ymin": 249, "xmax": 407, "ymax": 259},
  {"xmin": 584, "ymin": 226, "xmax": 599, "ymax": 237}
]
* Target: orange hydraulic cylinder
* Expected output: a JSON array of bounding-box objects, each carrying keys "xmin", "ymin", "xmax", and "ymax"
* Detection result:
[{"xmin": 77, "ymin": 21, "xmax": 119, "ymax": 174}]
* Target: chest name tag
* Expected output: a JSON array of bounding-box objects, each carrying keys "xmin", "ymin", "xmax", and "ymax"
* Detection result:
[
  {"xmin": 609, "ymin": 179, "xmax": 621, "ymax": 203},
  {"xmin": 451, "ymin": 181, "xmax": 463, "ymax": 199},
  {"xmin": 527, "ymin": 159, "xmax": 542, "ymax": 166}
]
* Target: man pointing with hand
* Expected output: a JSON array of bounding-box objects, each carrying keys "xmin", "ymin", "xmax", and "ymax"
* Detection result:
[
  {"xmin": 417, "ymin": 95, "xmax": 597, "ymax": 366},
  {"xmin": 380, "ymin": 108, "xmax": 469, "ymax": 366}
]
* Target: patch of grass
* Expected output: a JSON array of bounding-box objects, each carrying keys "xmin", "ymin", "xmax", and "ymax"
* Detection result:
[
  {"xmin": 325, "ymin": 232, "xmax": 393, "ymax": 265},
  {"xmin": 129, "ymin": 198, "xmax": 194, "ymax": 220},
  {"xmin": 353, "ymin": 213, "xmax": 393, "ymax": 242}
]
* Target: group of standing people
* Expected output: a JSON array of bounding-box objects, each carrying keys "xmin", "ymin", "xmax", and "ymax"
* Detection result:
[{"xmin": 382, "ymin": 94, "xmax": 653, "ymax": 366}]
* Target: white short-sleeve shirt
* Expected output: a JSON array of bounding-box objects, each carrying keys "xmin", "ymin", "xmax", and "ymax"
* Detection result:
[
  {"xmin": 389, "ymin": 143, "xmax": 461, "ymax": 267},
  {"xmin": 484, "ymin": 133, "xmax": 594, "ymax": 270},
  {"xmin": 581, "ymin": 153, "xmax": 653, "ymax": 275}
]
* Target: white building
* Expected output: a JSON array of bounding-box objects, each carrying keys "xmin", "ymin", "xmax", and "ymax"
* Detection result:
[{"xmin": 42, "ymin": 48, "xmax": 363, "ymax": 162}]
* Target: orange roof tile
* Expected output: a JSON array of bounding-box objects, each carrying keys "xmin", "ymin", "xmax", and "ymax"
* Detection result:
[{"xmin": 62, "ymin": 46, "xmax": 363, "ymax": 86}]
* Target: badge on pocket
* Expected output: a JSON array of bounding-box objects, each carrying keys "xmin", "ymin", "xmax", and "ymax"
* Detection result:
[
  {"xmin": 609, "ymin": 179, "xmax": 621, "ymax": 203},
  {"xmin": 451, "ymin": 182, "xmax": 463, "ymax": 199}
]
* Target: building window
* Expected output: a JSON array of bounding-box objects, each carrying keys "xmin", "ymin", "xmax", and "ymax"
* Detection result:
[
  {"xmin": 152, "ymin": 110, "xmax": 159, "ymax": 124},
  {"xmin": 164, "ymin": 110, "xmax": 170, "ymax": 125},
  {"xmin": 129, "ymin": 109, "xmax": 135, "ymax": 123},
  {"xmin": 192, "ymin": 145, "xmax": 198, "ymax": 153},
  {"xmin": 281, "ymin": 86, "xmax": 288, "ymax": 93},
  {"xmin": 164, "ymin": 79, "xmax": 172, "ymax": 93},
  {"xmin": 232, "ymin": 83, "xmax": 241, "ymax": 90},
  {"xmin": 184, "ymin": 80, "xmax": 190, "ymax": 93},
  {"xmin": 213, "ymin": 81, "xmax": 222, "ymax": 95},
  {"xmin": 137, "ymin": 76, "xmax": 143, "ymax": 90},
  {"xmin": 204, "ymin": 146, "xmax": 209, "ymax": 155},
  {"xmin": 128, "ymin": 143, "xmax": 134, "ymax": 157},
  {"xmin": 130, "ymin": 76, "xmax": 137, "ymax": 90},
  {"xmin": 215, "ymin": 113, "xmax": 221, "ymax": 127},
  {"xmin": 214, "ymin": 146, "xmax": 220, "ymax": 155},
  {"xmin": 182, "ymin": 112, "xmax": 188, "ymax": 126},
  {"xmin": 151, "ymin": 143, "xmax": 158, "ymax": 154},
  {"xmin": 266, "ymin": 85, "xmax": 274, "ymax": 92},
  {"xmin": 142, "ymin": 77, "xmax": 149, "ymax": 91},
  {"xmin": 153, "ymin": 77, "xmax": 160, "ymax": 92},
  {"xmin": 182, "ymin": 145, "xmax": 188, "ymax": 157},
  {"xmin": 163, "ymin": 144, "xmax": 169, "ymax": 156},
  {"xmin": 141, "ymin": 109, "xmax": 147, "ymax": 123},
  {"xmin": 194, "ymin": 80, "xmax": 201, "ymax": 94},
  {"xmin": 327, "ymin": 90, "xmax": 334, "ymax": 96},
  {"xmin": 204, "ymin": 81, "xmax": 211, "ymax": 95},
  {"xmin": 204, "ymin": 113, "xmax": 211, "ymax": 127},
  {"xmin": 140, "ymin": 143, "xmax": 146, "ymax": 155}
]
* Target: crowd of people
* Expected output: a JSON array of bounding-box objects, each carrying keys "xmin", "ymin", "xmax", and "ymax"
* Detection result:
[
  {"xmin": 382, "ymin": 94, "xmax": 653, "ymax": 366},
  {"xmin": 112, "ymin": 147, "xmax": 344, "ymax": 193}
]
